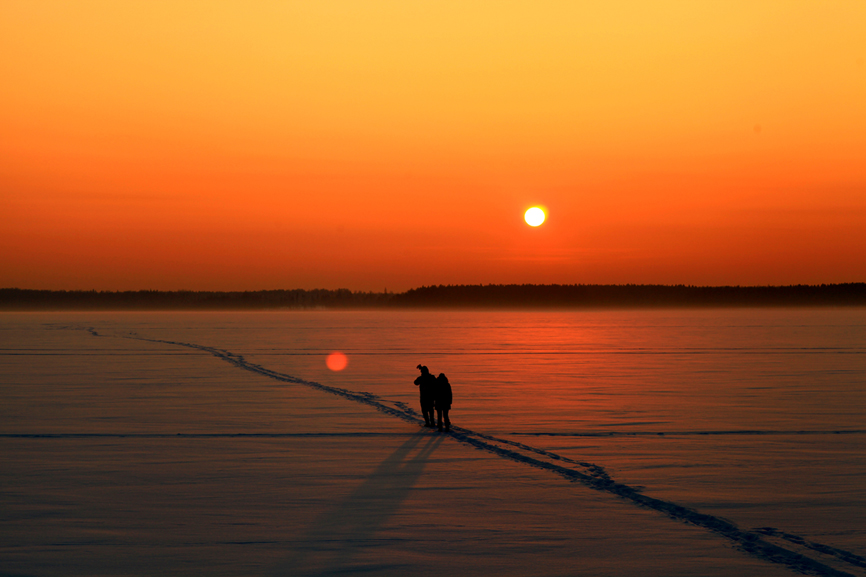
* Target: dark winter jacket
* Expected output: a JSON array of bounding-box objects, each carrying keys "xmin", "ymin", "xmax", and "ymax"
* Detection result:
[
  {"xmin": 435, "ymin": 374, "xmax": 452, "ymax": 410},
  {"xmin": 414, "ymin": 372, "xmax": 437, "ymax": 406}
]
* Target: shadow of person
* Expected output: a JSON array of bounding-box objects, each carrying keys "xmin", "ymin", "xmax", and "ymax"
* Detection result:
[{"xmin": 273, "ymin": 431, "xmax": 443, "ymax": 576}]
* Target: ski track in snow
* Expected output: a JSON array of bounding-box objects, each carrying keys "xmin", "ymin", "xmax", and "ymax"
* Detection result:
[{"xmin": 44, "ymin": 326, "xmax": 863, "ymax": 577}]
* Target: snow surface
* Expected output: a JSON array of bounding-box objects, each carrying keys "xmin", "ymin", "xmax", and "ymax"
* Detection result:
[{"xmin": 1, "ymin": 310, "xmax": 863, "ymax": 576}]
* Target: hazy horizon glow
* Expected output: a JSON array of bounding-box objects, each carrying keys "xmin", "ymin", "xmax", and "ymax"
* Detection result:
[{"xmin": 2, "ymin": 1, "xmax": 864, "ymax": 291}]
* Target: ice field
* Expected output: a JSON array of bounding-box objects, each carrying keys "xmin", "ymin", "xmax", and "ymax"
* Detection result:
[{"xmin": 1, "ymin": 310, "xmax": 864, "ymax": 576}]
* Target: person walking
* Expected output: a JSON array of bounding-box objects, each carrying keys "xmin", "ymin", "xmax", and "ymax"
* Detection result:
[
  {"xmin": 414, "ymin": 365, "xmax": 437, "ymax": 428},
  {"xmin": 435, "ymin": 373, "xmax": 452, "ymax": 432}
]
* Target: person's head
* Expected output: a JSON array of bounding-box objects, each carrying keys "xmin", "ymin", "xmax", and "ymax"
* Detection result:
[
  {"xmin": 437, "ymin": 373, "xmax": 449, "ymax": 383},
  {"xmin": 417, "ymin": 364, "xmax": 429, "ymax": 374}
]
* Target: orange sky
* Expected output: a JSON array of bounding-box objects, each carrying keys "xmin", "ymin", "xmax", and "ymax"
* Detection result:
[{"xmin": 1, "ymin": 1, "xmax": 864, "ymax": 291}]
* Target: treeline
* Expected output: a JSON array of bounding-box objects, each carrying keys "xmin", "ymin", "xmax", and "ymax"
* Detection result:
[
  {"xmin": 0, "ymin": 284, "xmax": 863, "ymax": 310},
  {"xmin": 390, "ymin": 283, "xmax": 866, "ymax": 308},
  {"xmin": 0, "ymin": 288, "xmax": 392, "ymax": 310}
]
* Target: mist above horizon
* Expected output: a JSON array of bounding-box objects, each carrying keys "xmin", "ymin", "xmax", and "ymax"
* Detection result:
[{"xmin": 1, "ymin": 1, "xmax": 864, "ymax": 291}]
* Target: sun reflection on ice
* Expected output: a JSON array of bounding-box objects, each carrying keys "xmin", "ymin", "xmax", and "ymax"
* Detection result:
[{"xmin": 326, "ymin": 351, "xmax": 348, "ymax": 371}]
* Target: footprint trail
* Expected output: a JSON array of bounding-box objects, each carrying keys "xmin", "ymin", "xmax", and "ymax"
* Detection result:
[{"xmin": 77, "ymin": 328, "xmax": 862, "ymax": 577}]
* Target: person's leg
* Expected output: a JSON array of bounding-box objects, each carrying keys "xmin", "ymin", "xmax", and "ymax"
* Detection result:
[
  {"xmin": 436, "ymin": 408, "xmax": 443, "ymax": 431},
  {"xmin": 443, "ymin": 408, "xmax": 450, "ymax": 431}
]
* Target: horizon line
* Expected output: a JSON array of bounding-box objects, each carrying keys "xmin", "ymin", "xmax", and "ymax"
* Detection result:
[{"xmin": 3, "ymin": 282, "xmax": 865, "ymax": 294}]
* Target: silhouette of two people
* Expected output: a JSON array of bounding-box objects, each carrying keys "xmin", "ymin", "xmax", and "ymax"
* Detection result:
[{"xmin": 414, "ymin": 365, "xmax": 452, "ymax": 432}]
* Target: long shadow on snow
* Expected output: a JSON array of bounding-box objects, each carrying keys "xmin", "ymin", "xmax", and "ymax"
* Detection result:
[
  {"xmin": 271, "ymin": 431, "xmax": 443, "ymax": 576},
  {"xmin": 96, "ymin": 329, "xmax": 860, "ymax": 577}
]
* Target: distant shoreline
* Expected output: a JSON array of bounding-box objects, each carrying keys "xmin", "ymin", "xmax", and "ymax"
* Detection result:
[{"xmin": 1, "ymin": 284, "xmax": 864, "ymax": 310}]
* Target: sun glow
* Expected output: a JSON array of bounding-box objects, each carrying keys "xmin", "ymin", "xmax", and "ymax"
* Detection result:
[
  {"xmin": 326, "ymin": 352, "xmax": 348, "ymax": 371},
  {"xmin": 524, "ymin": 207, "xmax": 545, "ymax": 227},
  {"xmin": 1, "ymin": 3, "xmax": 863, "ymax": 289}
]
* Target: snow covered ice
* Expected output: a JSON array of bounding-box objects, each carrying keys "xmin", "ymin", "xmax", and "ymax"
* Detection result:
[{"xmin": 1, "ymin": 310, "xmax": 864, "ymax": 576}]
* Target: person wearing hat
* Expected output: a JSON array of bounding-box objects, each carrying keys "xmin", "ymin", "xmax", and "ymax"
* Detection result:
[{"xmin": 414, "ymin": 364, "xmax": 437, "ymax": 427}]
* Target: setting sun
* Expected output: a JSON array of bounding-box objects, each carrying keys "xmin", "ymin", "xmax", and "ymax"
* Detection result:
[
  {"xmin": 0, "ymin": 2, "xmax": 863, "ymax": 289},
  {"xmin": 524, "ymin": 207, "xmax": 546, "ymax": 227}
]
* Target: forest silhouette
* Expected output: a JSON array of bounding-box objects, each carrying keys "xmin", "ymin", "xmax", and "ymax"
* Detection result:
[{"xmin": 1, "ymin": 284, "xmax": 863, "ymax": 310}]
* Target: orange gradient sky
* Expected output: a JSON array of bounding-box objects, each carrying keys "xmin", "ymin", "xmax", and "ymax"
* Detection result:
[{"xmin": 2, "ymin": 1, "xmax": 864, "ymax": 291}]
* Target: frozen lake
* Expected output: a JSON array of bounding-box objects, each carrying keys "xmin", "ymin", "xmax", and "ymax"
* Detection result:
[{"xmin": 1, "ymin": 309, "xmax": 864, "ymax": 576}]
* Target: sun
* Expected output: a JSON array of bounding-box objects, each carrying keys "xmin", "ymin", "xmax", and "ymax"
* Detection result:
[{"xmin": 524, "ymin": 207, "xmax": 545, "ymax": 227}]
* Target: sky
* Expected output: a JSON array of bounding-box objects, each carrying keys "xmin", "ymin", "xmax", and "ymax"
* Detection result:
[{"xmin": 1, "ymin": 1, "xmax": 864, "ymax": 291}]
